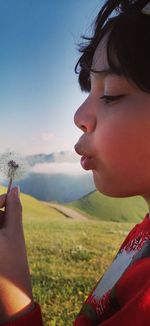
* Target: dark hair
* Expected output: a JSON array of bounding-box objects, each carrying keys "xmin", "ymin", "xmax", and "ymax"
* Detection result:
[{"xmin": 75, "ymin": 0, "xmax": 150, "ymax": 93}]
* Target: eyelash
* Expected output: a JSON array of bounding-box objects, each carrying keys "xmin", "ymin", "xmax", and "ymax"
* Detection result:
[{"xmin": 100, "ymin": 94, "xmax": 125, "ymax": 104}]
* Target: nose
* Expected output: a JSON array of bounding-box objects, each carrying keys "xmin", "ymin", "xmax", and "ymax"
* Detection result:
[{"xmin": 74, "ymin": 96, "xmax": 96, "ymax": 133}]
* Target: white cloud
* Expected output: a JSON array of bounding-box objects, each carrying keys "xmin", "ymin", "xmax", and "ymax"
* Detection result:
[{"xmin": 30, "ymin": 162, "xmax": 88, "ymax": 175}]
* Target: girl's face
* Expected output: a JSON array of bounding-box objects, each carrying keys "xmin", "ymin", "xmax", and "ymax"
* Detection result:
[{"xmin": 74, "ymin": 35, "xmax": 150, "ymax": 198}]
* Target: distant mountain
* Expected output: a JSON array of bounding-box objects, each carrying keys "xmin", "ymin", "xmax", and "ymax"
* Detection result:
[
  {"xmin": 68, "ymin": 190, "xmax": 148, "ymax": 223},
  {"xmin": 25, "ymin": 151, "xmax": 79, "ymax": 166},
  {"xmin": 2, "ymin": 172, "xmax": 95, "ymax": 203},
  {"xmin": 0, "ymin": 151, "xmax": 95, "ymax": 203}
]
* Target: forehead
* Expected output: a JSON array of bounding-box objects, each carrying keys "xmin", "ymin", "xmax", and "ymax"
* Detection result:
[{"xmin": 91, "ymin": 34, "xmax": 109, "ymax": 72}]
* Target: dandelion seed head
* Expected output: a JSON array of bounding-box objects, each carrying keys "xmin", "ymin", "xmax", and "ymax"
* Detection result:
[{"xmin": 0, "ymin": 151, "xmax": 29, "ymax": 180}]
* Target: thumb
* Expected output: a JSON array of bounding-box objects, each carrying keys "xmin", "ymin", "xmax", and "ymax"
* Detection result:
[{"xmin": 4, "ymin": 187, "xmax": 22, "ymax": 233}]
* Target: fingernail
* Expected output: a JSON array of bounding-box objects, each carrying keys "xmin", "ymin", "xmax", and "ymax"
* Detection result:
[{"xmin": 13, "ymin": 186, "xmax": 20, "ymax": 196}]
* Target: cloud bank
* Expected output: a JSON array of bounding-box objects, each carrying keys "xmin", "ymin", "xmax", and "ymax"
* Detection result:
[{"xmin": 29, "ymin": 162, "xmax": 89, "ymax": 175}]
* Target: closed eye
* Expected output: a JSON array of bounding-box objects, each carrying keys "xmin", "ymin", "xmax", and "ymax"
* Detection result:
[{"xmin": 100, "ymin": 94, "xmax": 125, "ymax": 104}]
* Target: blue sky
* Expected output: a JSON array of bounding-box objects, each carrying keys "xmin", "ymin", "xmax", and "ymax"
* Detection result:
[{"xmin": 0, "ymin": 0, "xmax": 103, "ymax": 155}]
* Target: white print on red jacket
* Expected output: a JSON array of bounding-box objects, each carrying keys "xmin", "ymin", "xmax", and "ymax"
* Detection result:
[{"xmin": 88, "ymin": 230, "xmax": 150, "ymax": 318}]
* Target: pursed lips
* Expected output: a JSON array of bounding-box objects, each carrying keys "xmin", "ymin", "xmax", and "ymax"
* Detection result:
[{"xmin": 74, "ymin": 142, "xmax": 96, "ymax": 171}]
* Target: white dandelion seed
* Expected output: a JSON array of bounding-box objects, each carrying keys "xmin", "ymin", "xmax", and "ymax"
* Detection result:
[{"xmin": 0, "ymin": 150, "xmax": 29, "ymax": 194}]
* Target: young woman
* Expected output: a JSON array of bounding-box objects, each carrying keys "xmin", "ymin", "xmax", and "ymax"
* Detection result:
[{"xmin": 0, "ymin": 0, "xmax": 150, "ymax": 325}]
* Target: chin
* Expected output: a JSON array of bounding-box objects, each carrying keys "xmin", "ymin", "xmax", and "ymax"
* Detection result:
[
  {"xmin": 92, "ymin": 172, "xmax": 137, "ymax": 198},
  {"xmin": 93, "ymin": 172, "xmax": 115, "ymax": 197}
]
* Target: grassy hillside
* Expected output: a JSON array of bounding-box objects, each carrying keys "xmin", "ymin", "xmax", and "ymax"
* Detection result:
[
  {"xmin": 0, "ymin": 185, "xmax": 64, "ymax": 220},
  {"xmin": 0, "ymin": 186, "xmax": 145, "ymax": 325},
  {"xmin": 68, "ymin": 190, "xmax": 148, "ymax": 223}
]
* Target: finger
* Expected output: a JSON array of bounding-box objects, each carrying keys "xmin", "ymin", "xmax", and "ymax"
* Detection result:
[
  {"xmin": 4, "ymin": 187, "xmax": 22, "ymax": 233},
  {"xmin": 0, "ymin": 194, "xmax": 7, "ymax": 208}
]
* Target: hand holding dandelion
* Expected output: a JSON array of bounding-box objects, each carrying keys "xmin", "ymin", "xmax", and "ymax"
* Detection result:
[
  {"xmin": 0, "ymin": 187, "xmax": 34, "ymax": 323},
  {"xmin": 0, "ymin": 151, "xmax": 29, "ymax": 194},
  {"xmin": 0, "ymin": 152, "xmax": 34, "ymax": 322}
]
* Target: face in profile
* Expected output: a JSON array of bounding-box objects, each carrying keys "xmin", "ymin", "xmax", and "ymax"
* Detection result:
[{"xmin": 74, "ymin": 34, "xmax": 150, "ymax": 198}]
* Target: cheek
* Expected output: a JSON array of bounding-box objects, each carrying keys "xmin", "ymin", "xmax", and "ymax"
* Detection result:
[
  {"xmin": 92, "ymin": 121, "xmax": 142, "ymax": 197},
  {"xmin": 92, "ymin": 97, "xmax": 150, "ymax": 196},
  {"xmin": 94, "ymin": 116, "xmax": 145, "ymax": 176}
]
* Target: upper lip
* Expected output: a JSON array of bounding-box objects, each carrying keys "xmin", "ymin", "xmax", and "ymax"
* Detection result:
[{"xmin": 74, "ymin": 142, "xmax": 92, "ymax": 158}]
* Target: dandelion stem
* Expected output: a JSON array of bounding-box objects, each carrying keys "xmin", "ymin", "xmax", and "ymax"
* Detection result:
[{"xmin": 7, "ymin": 177, "xmax": 13, "ymax": 194}]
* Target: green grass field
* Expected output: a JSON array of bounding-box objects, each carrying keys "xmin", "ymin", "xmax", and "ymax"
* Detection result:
[
  {"xmin": 25, "ymin": 213, "xmax": 134, "ymax": 325},
  {"xmin": 68, "ymin": 190, "xmax": 148, "ymax": 223},
  {"xmin": 0, "ymin": 186, "xmax": 142, "ymax": 325}
]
